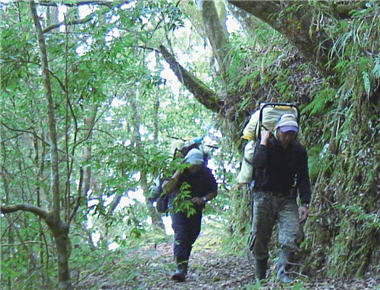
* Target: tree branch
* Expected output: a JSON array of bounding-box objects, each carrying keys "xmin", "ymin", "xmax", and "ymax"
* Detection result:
[
  {"xmin": 41, "ymin": 1, "xmax": 131, "ymax": 34},
  {"xmin": 36, "ymin": 1, "xmax": 116, "ymax": 8},
  {"xmin": 48, "ymin": 69, "xmax": 66, "ymax": 92},
  {"xmin": 0, "ymin": 121, "xmax": 49, "ymax": 147},
  {"xmin": 159, "ymin": 45, "xmax": 224, "ymax": 113},
  {"xmin": 202, "ymin": 0, "xmax": 231, "ymax": 86},
  {"xmin": 43, "ymin": 13, "xmax": 94, "ymax": 34},
  {"xmin": 68, "ymin": 167, "xmax": 83, "ymax": 224},
  {"xmin": 0, "ymin": 0, "xmax": 123, "ymax": 8},
  {"xmin": 1, "ymin": 241, "xmax": 47, "ymax": 247},
  {"xmin": 1, "ymin": 204, "xmax": 49, "ymax": 220},
  {"xmin": 107, "ymin": 194, "xmax": 122, "ymax": 215},
  {"xmin": 30, "ymin": 0, "xmax": 61, "ymax": 215},
  {"xmin": 228, "ymin": 0, "xmax": 334, "ymax": 77}
]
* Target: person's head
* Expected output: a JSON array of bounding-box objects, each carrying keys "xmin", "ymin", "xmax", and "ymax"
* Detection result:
[
  {"xmin": 184, "ymin": 148, "xmax": 204, "ymax": 174},
  {"xmin": 275, "ymin": 114, "xmax": 298, "ymax": 148}
]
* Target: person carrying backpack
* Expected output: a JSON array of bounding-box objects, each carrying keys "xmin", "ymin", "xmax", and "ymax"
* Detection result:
[
  {"xmin": 162, "ymin": 148, "xmax": 218, "ymax": 282},
  {"xmin": 248, "ymin": 113, "xmax": 311, "ymax": 283}
]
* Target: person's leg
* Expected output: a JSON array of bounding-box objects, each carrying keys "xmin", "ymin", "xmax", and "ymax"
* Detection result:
[
  {"xmin": 277, "ymin": 197, "xmax": 300, "ymax": 283},
  {"xmin": 185, "ymin": 209, "xmax": 203, "ymax": 258},
  {"xmin": 249, "ymin": 191, "xmax": 276, "ymax": 281},
  {"xmin": 171, "ymin": 212, "xmax": 191, "ymax": 281}
]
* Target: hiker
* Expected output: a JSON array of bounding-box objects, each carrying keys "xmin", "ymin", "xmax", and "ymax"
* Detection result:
[
  {"xmin": 248, "ymin": 113, "xmax": 311, "ymax": 283},
  {"xmin": 162, "ymin": 148, "xmax": 218, "ymax": 282}
]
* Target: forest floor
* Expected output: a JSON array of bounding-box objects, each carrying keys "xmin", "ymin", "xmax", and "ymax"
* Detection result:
[{"xmin": 75, "ymin": 231, "xmax": 380, "ymax": 290}]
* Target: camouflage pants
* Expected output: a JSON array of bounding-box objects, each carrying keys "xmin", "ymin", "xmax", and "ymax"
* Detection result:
[{"xmin": 248, "ymin": 191, "xmax": 299, "ymax": 261}]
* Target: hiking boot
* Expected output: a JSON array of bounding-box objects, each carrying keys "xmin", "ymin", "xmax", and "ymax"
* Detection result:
[
  {"xmin": 255, "ymin": 258, "xmax": 267, "ymax": 281},
  {"xmin": 171, "ymin": 269, "xmax": 186, "ymax": 282},
  {"xmin": 277, "ymin": 248, "xmax": 293, "ymax": 283},
  {"xmin": 171, "ymin": 257, "xmax": 188, "ymax": 282},
  {"xmin": 277, "ymin": 265, "xmax": 293, "ymax": 283}
]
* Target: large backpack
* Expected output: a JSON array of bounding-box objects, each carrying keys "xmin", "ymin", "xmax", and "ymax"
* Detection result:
[
  {"xmin": 172, "ymin": 137, "xmax": 210, "ymax": 167},
  {"xmin": 151, "ymin": 137, "xmax": 209, "ymax": 213},
  {"xmin": 242, "ymin": 103, "xmax": 299, "ymax": 141},
  {"xmin": 237, "ymin": 103, "xmax": 300, "ymax": 184}
]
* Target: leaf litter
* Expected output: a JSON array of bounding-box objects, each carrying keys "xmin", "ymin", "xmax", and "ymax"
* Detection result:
[{"xmin": 75, "ymin": 232, "xmax": 380, "ymax": 290}]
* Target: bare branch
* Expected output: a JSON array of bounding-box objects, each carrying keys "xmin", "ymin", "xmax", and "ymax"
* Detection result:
[
  {"xmin": 37, "ymin": 1, "xmax": 115, "ymax": 8},
  {"xmin": 0, "ymin": 133, "xmax": 23, "ymax": 144},
  {"xmin": 1, "ymin": 204, "xmax": 49, "ymax": 220},
  {"xmin": 1, "ymin": 241, "xmax": 47, "ymax": 247},
  {"xmin": 48, "ymin": 69, "xmax": 66, "ymax": 92},
  {"xmin": 30, "ymin": 0, "xmax": 61, "ymax": 215},
  {"xmin": 137, "ymin": 45, "xmax": 160, "ymax": 53},
  {"xmin": 68, "ymin": 167, "xmax": 83, "ymax": 224},
  {"xmin": 41, "ymin": 1, "xmax": 132, "ymax": 34},
  {"xmin": 43, "ymin": 13, "xmax": 94, "ymax": 34},
  {"xmin": 0, "ymin": 121, "xmax": 50, "ymax": 147},
  {"xmin": 0, "ymin": 0, "xmax": 120, "ymax": 8},
  {"xmin": 107, "ymin": 194, "xmax": 122, "ymax": 215}
]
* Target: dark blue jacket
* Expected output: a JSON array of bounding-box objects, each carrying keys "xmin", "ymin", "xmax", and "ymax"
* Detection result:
[{"xmin": 169, "ymin": 166, "xmax": 217, "ymax": 205}]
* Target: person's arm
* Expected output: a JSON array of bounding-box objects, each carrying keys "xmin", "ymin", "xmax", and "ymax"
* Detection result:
[
  {"xmin": 162, "ymin": 170, "xmax": 182, "ymax": 196},
  {"xmin": 192, "ymin": 190, "xmax": 217, "ymax": 206},
  {"xmin": 260, "ymin": 130, "xmax": 271, "ymax": 146},
  {"xmin": 299, "ymin": 204, "xmax": 309, "ymax": 222},
  {"xmin": 252, "ymin": 130, "xmax": 271, "ymax": 169},
  {"xmin": 191, "ymin": 168, "xmax": 218, "ymax": 206},
  {"xmin": 204, "ymin": 191, "xmax": 217, "ymax": 202}
]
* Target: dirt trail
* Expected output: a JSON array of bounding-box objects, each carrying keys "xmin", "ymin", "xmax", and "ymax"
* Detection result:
[
  {"xmin": 149, "ymin": 242, "xmax": 254, "ymax": 289},
  {"xmin": 144, "ymin": 241, "xmax": 379, "ymax": 290},
  {"xmin": 76, "ymin": 234, "xmax": 380, "ymax": 289}
]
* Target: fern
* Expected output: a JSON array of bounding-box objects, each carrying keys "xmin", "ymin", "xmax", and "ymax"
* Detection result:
[
  {"xmin": 307, "ymin": 145, "xmax": 323, "ymax": 180},
  {"xmin": 302, "ymin": 87, "xmax": 335, "ymax": 116},
  {"xmin": 372, "ymin": 55, "xmax": 380, "ymax": 78},
  {"xmin": 362, "ymin": 71, "xmax": 371, "ymax": 96}
]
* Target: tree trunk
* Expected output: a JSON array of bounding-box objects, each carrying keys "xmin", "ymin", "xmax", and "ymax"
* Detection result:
[
  {"xmin": 1, "ymin": 126, "xmax": 13, "ymax": 289},
  {"xmin": 201, "ymin": 0, "xmax": 231, "ymax": 93},
  {"xmin": 47, "ymin": 218, "xmax": 72, "ymax": 289},
  {"xmin": 29, "ymin": 1, "xmax": 72, "ymax": 288},
  {"xmin": 82, "ymin": 105, "xmax": 98, "ymax": 204},
  {"xmin": 128, "ymin": 94, "xmax": 165, "ymax": 230}
]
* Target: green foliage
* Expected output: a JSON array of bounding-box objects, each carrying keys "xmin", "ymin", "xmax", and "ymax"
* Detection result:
[
  {"xmin": 307, "ymin": 145, "xmax": 323, "ymax": 180},
  {"xmin": 171, "ymin": 182, "xmax": 197, "ymax": 217},
  {"xmin": 335, "ymin": 204, "xmax": 380, "ymax": 229},
  {"xmin": 221, "ymin": 184, "xmax": 251, "ymax": 255},
  {"xmin": 373, "ymin": 54, "xmax": 380, "ymax": 78},
  {"xmin": 1, "ymin": 0, "xmax": 379, "ymax": 287},
  {"xmin": 69, "ymin": 227, "xmax": 170, "ymax": 288},
  {"xmin": 302, "ymin": 87, "xmax": 335, "ymax": 116}
]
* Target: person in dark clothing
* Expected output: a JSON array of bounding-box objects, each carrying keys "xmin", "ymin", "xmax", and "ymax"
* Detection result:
[
  {"xmin": 248, "ymin": 113, "xmax": 311, "ymax": 283},
  {"xmin": 162, "ymin": 148, "xmax": 218, "ymax": 282}
]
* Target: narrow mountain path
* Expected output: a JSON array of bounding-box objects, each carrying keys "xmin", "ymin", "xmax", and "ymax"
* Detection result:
[{"xmin": 76, "ymin": 232, "xmax": 380, "ymax": 289}]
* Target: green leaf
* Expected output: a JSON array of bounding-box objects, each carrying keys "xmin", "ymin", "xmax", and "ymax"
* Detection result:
[
  {"xmin": 362, "ymin": 71, "xmax": 370, "ymax": 96},
  {"xmin": 372, "ymin": 56, "xmax": 380, "ymax": 78}
]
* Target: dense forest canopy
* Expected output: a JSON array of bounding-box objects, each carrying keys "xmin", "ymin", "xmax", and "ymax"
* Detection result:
[{"xmin": 0, "ymin": 0, "xmax": 379, "ymax": 289}]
